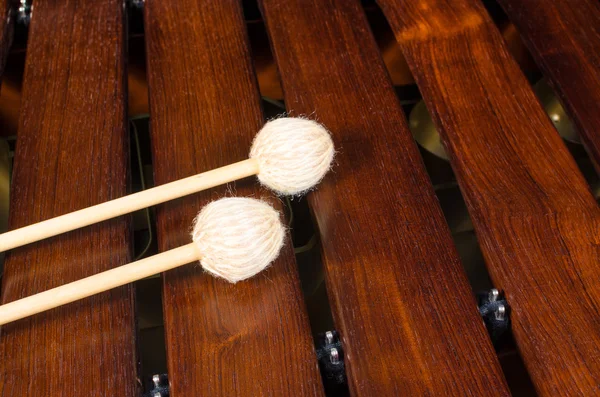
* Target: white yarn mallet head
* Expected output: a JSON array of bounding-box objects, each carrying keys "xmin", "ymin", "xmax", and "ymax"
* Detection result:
[
  {"xmin": 192, "ymin": 197, "xmax": 285, "ymax": 283},
  {"xmin": 251, "ymin": 117, "xmax": 335, "ymax": 195},
  {"xmin": 0, "ymin": 197, "xmax": 287, "ymax": 325}
]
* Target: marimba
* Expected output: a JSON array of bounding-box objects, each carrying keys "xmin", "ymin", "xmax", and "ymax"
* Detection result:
[{"xmin": 0, "ymin": 0, "xmax": 599, "ymax": 395}]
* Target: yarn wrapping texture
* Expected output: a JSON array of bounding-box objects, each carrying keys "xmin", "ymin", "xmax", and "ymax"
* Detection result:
[
  {"xmin": 250, "ymin": 117, "xmax": 335, "ymax": 195},
  {"xmin": 192, "ymin": 197, "xmax": 285, "ymax": 283}
]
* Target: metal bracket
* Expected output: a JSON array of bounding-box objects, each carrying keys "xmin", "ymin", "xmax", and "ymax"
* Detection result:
[
  {"xmin": 144, "ymin": 374, "xmax": 169, "ymax": 397},
  {"xmin": 478, "ymin": 288, "xmax": 510, "ymax": 344},
  {"xmin": 316, "ymin": 330, "xmax": 348, "ymax": 393},
  {"xmin": 16, "ymin": 0, "xmax": 32, "ymax": 25}
]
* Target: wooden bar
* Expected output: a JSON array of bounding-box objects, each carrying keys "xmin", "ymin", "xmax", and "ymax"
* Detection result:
[
  {"xmin": 0, "ymin": 0, "xmax": 136, "ymax": 396},
  {"xmin": 378, "ymin": 0, "xmax": 600, "ymax": 394},
  {"xmin": 144, "ymin": 1, "xmax": 324, "ymax": 395},
  {"xmin": 497, "ymin": 0, "xmax": 600, "ymax": 172},
  {"xmin": 259, "ymin": 0, "xmax": 509, "ymax": 395}
]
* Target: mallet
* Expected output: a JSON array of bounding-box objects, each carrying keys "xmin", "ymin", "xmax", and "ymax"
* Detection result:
[
  {"xmin": 0, "ymin": 197, "xmax": 285, "ymax": 326},
  {"xmin": 0, "ymin": 117, "xmax": 334, "ymax": 252}
]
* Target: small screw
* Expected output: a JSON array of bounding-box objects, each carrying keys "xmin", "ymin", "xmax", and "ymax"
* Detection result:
[
  {"xmin": 488, "ymin": 289, "xmax": 499, "ymax": 302},
  {"xmin": 325, "ymin": 331, "xmax": 334, "ymax": 345},
  {"xmin": 330, "ymin": 348, "xmax": 339, "ymax": 365},
  {"xmin": 495, "ymin": 304, "xmax": 506, "ymax": 321}
]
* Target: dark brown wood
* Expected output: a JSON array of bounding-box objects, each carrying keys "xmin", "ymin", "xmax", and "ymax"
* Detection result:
[
  {"xmin": 0, "ymin": 0, "xmax": 136, "ymax": 396},
  {"xmin": 259, "ymin": 0, "xmax": 509, "ymax": 395},
  {"xmin": 378, "ymin": 0, "xmax": 600, "ymax": 394},
  {"xmin": 144, "ymin": 1, "xmax": 324, "ymax": 395},
  {"xmin": 497, "ymin": 0, "xmax": 600, "ymax": 173}
]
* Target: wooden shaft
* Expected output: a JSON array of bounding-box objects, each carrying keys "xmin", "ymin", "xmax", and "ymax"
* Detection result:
[
  {"xmin": 0, "ymin": 243, "xmax": 199, "ymax": 326},
  {"xmin": 0, "ymin": 158, "xmax": 259, "ymax": 253}
]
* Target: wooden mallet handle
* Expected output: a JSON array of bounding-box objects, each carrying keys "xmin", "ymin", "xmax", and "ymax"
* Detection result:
[
  {"xmin": 0, "ymin": 243, "xmax": 199, "ymax": 326},
  {"xmin": 0, "ymin": 158, "xmax": 259, "ymax": 253}
]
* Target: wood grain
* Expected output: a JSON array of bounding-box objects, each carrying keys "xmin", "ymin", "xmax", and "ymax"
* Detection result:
[
  {"xmin": 144, "ymin": 1, "xmax": 324, "ymax": 395},
  {"xmin": 0, "ymin": 0, "xmax": 136, "ymax": 396},
  {"xmin": 378, "ymin": 0, "xmax": 600, "ymax": 394},
  {"xmin": 259, "ymin": 0, "xmax": 509, "ymax": 395},
  {"xmin": 497, "ymin": 0, "xmax": 600, "ymax": 173}
]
